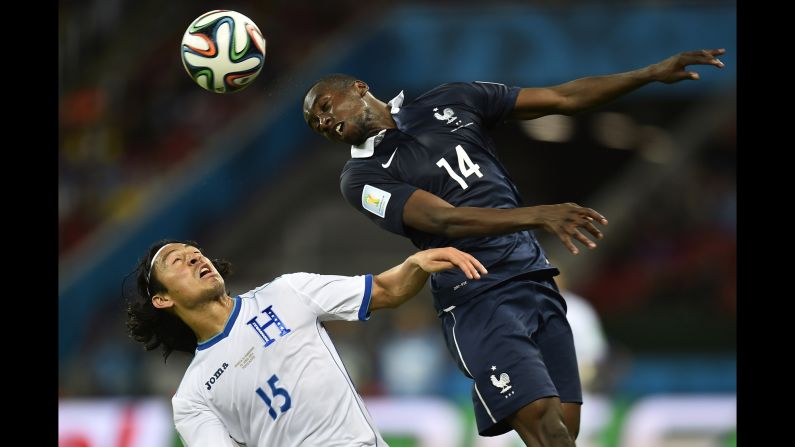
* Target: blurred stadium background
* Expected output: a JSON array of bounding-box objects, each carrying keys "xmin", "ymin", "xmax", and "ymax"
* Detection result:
[{"xmin": 59, "ymin": 0, "xmax": 736, "ymax": 446}]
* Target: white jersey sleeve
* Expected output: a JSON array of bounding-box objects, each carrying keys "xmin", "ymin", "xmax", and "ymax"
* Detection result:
[
  {"xmin": 173, "ymin": 395, "xmax": 240, "ymax": 446},
  {"xmin": 282, "ymin": 272, "xmax": 373, "ymax": 322}
]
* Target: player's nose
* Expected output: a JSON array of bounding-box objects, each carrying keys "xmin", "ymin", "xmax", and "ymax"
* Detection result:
[{"xmin": 317, "ymin": 114, "xmax": 333, "ymax": 132}]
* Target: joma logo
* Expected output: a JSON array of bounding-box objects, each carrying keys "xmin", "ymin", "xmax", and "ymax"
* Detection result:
[{"xmin": 205, "ymin": 362, "xmax": 229, "ymax": 390}]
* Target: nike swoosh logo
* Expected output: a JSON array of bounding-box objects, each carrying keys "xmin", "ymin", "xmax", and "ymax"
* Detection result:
[{"xmin": 381, "ymin": 148, "xmax": 398, "ymax": 168}]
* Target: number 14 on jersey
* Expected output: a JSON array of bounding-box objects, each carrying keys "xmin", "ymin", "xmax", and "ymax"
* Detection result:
[{"xmin": 436, "ymin": 145, "xmax": 483, "ymax": 190}]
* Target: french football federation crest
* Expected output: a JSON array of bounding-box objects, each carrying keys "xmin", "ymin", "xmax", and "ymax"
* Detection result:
[{"xmin": 490, "ymin": 372, "xmax": 512, "ymax": 393}]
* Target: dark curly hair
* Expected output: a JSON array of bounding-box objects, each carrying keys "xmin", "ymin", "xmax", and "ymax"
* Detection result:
[{"xmin": 125, "ymin": 239, "xmax": 232, "ymax": 361}]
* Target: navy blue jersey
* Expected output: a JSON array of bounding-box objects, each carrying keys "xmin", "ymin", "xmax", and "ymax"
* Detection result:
[{"xmin": 340, "ymin": 82, "xmax": 558, "ymax": 311}]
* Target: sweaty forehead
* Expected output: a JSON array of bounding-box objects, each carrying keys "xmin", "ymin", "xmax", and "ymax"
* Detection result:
[
  {"xmin": 304, "ymin": 83, "xmax": 334, "ymax": 106},
  {"xmin": 303, "ymin": 89, "xmax": 320, "ymax": 118}
]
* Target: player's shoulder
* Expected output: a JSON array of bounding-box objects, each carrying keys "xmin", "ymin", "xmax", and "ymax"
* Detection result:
[
  {"xmin": 282, "ymin": 272, "xmax": 364, "ymax": 294},
  {"xmin": 239, "ymin": 272, "xmax": 317, "ymax": 296},
  {"xmin": 172, "ymin": 356, "xmax": 209, "ymax": 401},
  {"xmin": 341, "ymin": 156, "xmax": 377, "ymax": 173},
  {"xmin": 237, "ymin": 274, "xmax": 313, "ymax": 308},
  {"xmin": 277, "ymin": 272, "xmax": 324, "ymax": 291},
  {"xmin": 277, "ymin": 272, "xmax": 314, "ymax": 283},
  {"xmin": 409, "ymin": 81, "xmax": 513, "ymax": 111},
  {"xmin": 340, "ymin": 157, "xmax": 385, "ymax": 189},
  {"xmin": 238, "ymin": 275, "xmax": 285, "ymax": 300},
  {"xmin": 412, "ymin": 82, "xmax": 477, "ymax": 103}
]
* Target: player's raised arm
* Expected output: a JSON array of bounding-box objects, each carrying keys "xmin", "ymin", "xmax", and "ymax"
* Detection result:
[
  {"xmin": 402, "ymin": 189, "xmax": 608, "ymax": 255},
  {"xmin": 369, "ymin": 247, "xmax": 488, "ymax": 311},
  {"xmin": 508, "ymin": 49, "xmax": 726, "ymax": 120}
]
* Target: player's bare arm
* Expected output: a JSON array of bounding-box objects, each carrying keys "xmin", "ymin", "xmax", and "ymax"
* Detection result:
[
  {"xmin": 369, "ymin": 247, "xmax": 487, "ymax": 311},
  {"xmin": 509, "ymin": 48, "xmax": 726, "ymax": 120},
  {"xmin": 402, "ymin": 189, "xmax": 608, "ymax": 255}
]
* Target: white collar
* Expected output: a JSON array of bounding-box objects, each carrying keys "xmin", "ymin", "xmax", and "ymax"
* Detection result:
[
  {"xmin": 388, "ymin": 90, "xmax": 404, "ymax": 113},
  {"xmin": 350, "ymin": 129, "xmax": 387, "ymax": 158},
  {"xmin": 350, "ymin": 91, "xmax": 404, "ymax": 159}
]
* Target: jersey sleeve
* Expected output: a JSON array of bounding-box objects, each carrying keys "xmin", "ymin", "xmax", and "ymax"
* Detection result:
[
  {"xmin": 340, "ymin": 164, "xmax": 417, "ymax": 237},
  {"xmin": 451, "ymin": 81, "xmax": 521, "ymax": 128},
  {"xmin": 173, "ymin": 395, "xmax": 241, "ymax": 447},
  {"xmin": 283, "ymin": 272, "xmax": 373, "ymax": 322}
]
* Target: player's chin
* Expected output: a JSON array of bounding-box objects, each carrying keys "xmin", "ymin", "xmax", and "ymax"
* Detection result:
[{"xmin": 346, "ymin": 128, "xmax": 369, "ymax": 146}]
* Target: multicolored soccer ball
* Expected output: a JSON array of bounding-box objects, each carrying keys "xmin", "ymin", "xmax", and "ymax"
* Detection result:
[{"xmin": 180, "ymin": 10, "xmax": 266, "ymax": 93}]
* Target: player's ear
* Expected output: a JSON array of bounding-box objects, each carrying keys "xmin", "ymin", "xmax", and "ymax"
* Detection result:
[
  {"xmin": 152, "ymin": 293, "xmax": 174, "ymax": 309},
  {"xmin": 354, "ymin": 80, "xmax": 369, "ymax": 97}
]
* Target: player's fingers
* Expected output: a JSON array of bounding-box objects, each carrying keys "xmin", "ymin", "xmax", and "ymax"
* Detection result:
[
  {"xmin": 679, "ymin": 50, "xmax": 724, "ymax": 70},
  {"xmin": 471, "ymin": 256, "xmax": 488, "ymax": 275},
  {"xmin": 684, "ymin": 49, "xmax": 723, "ymax": 58},
  {"xmin": 451, "ymin": 261, "xmax": 476, "ymax": 279},
  {"xmin": 582, "ymin": 221, "xmax": 604, "ymax": 239},
  {"xmin": 582, "ymin": 208, "xmax": 608, "ymax": 225},
  {"xmin": 467, "ymin": 254, "xmax": 489, "ymax": 277},
  {"xmin": 457, "ymin": 263, "xmax": 475, "ymax": 279},
  {"xmin": 700, "ymin": 49, "xmax": 725, "ymax": 67},
  {"xmin": 460, "ymin": 258, "xmax": 480, "ymax": 279},
  {"xmin": 463, "ymin": 252, "xmax": 488, "ymax": 275},
  {"xmin": 445, "ymin": 248, "xmax": 487, "ymax": 277},
  {"xmin": 701, "ymin": 48, "xmax": 726, "ymax": 57},
  {"xmin": 571, "ymin": 228, "xmax": 597, "ymax": 249},
  {"xmin": 557, "ymin": 232, "xmax": 579, "ymax": 255},
  {"xmin": 685, "ymin": 50, "xmax": 724, "ymax": 68},
  {"xmin": 451, "ymin": 257, "xmax": 476, "ymax": 279},
  {"xmin": 442, "ymin": 253, "xmax": 477, "ymax": 279}
]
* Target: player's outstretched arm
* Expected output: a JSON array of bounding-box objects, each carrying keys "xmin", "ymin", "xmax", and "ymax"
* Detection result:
[
  {"xmin": 369, "ymin": 247, "xmax": 487, "ymax": 311},
  {"xmin": 403, "ymin": 189, "xmax": 608, "ymax": 255},
  {"xmin": 508, "ymin": 49, "xmax": 726, "ymax": 120}
]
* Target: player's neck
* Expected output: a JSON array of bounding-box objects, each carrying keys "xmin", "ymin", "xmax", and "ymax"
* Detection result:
[
  {"xmin": 369, "ymin": 97, "xmax": 397, "ymax": 130},
  {"xmin": 185, "ymin": 294, "xmax": 235, "ymax": 343}
]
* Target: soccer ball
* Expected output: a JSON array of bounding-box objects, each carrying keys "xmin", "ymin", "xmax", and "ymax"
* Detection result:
[{"xmin": 180, "ymin": 10, "xmax": 266, "ymax": 93}]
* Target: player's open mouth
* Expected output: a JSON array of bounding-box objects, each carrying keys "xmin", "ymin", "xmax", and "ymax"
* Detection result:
[
  {"xmin": 335, "ymin": 122, "xmax": 344, "ymax": 137},
  {"xmin": 199, "ymin": 266, "xmax": 211, "ymax": 278}
]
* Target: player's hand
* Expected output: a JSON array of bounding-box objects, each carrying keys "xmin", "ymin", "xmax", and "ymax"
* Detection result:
[
  {"xmin": 651, "ymin": 49, "xmax": 725, "ymax": 84},
  {"xmin": 538, "ymin": 203, "xmax": 608, "ymax": 255},
  {"xmin": 409, "ymin": 247, "xmax": 488, "ymax": 280}
]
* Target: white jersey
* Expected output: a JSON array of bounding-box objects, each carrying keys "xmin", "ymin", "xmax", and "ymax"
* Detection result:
[{"xmin": 172, "ymin": 273, "xmax": 388, "ymax": 447}]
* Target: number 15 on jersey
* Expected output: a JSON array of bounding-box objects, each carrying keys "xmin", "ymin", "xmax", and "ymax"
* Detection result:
[{"xmin": 256, "ymin": 374, "xmax": 292, "ymax": 421}]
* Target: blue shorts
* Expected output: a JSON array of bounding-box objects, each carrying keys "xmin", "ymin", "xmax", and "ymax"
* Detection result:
[{"xmin": 439, "ymin": 274, "xmax": 582, "ymax": 436}]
